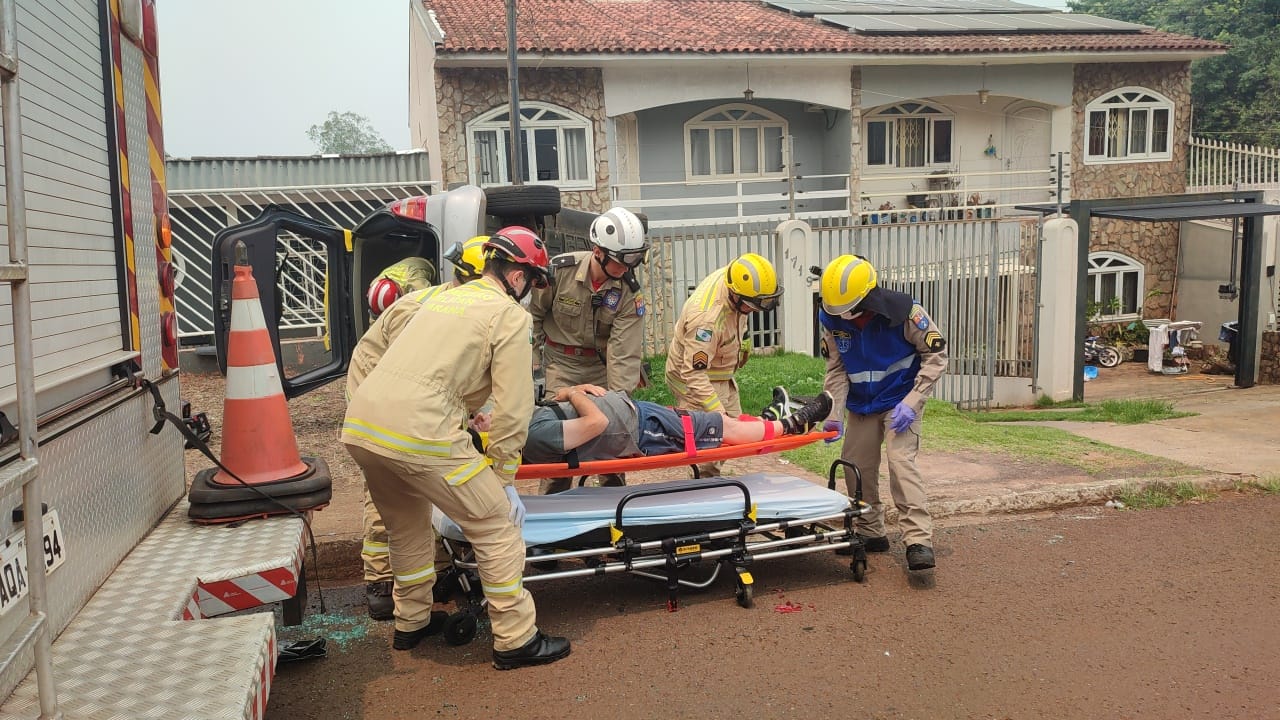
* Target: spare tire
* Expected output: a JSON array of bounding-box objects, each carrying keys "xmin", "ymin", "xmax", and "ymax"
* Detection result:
[{"xmin": 485, "ymin": 184, "xmax": 561, "ymax": 218}]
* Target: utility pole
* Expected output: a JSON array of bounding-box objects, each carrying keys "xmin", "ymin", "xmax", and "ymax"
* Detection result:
[{"xmin": 506, "ymin": 0, "xmax": 523, "ymax": 185}]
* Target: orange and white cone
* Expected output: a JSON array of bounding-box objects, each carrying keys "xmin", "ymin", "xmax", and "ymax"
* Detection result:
[
  {"xmin": 214, "ymin": 263, "xmax": 308, "ymax": 484},
  {"xmin": 188, "ymin": 255, "xmax": 331, "ymax": 523}
]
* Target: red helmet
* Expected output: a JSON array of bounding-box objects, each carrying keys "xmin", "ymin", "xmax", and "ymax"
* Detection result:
[
  {"xmin": 367, "ymin": 277, "xmax": 400, "ymax": 315},
  {"xmin": 483, "ymin": 226, "xmax": 551, "ymax": 289}
]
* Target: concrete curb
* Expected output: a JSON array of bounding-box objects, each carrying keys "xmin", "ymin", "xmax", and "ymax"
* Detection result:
[{"xmin": 305, "ymin": 472, "xmax": 1249, "ymax": 582}]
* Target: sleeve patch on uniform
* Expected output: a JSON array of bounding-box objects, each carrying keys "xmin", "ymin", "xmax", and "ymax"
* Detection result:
[
  {"xmin": 925, "ymin": 330, "xmax": 946, "ymax": 352},
  {"xmin": 820, "ymin": 336, "xmax": 830, "ymax": 358},
  {"xmin": 910, "ymin": 305, "xmax": 929, "ymax": 330},
  {"xmin": 635, "ymin": 296, "xmax": 646, "ymax": 317},
  {"xmin": 694, "ymin": 328, "xmax": 713, "ymax": 342},
  {"xmin": 691, "ymin": 351, "xmax": 709, "ymax": 370}
]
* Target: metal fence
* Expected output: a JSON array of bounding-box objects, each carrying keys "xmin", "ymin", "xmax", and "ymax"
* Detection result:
[
  {"xmin": 1188, "ymin": 136, "xmax": 1280, "ymax": 191},
  {"xmin": 170, "ymin": 181, "xmax": 434, "ymax": 341}
]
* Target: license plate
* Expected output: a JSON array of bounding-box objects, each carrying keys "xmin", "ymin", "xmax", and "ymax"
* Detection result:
[{"xmin": 0, "ymin": 511, "xmax": 67, "ymax": 616}]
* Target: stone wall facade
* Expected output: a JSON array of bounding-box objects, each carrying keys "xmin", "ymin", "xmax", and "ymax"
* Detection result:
[
  {"xmin": 1260, "ymin": 330, "xmax": 1280, "ymax": 384},
  {"xmin": 435, "ymin": 67, "xmax": 611, "ymax": 213},
  {"xmin": 1072, "ymin": 62, "xmax": 1192, "ymax": 321}
]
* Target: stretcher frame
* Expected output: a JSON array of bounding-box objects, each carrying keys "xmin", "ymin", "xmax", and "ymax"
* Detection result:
[{"xmin": 433, "ymin": 460, "xmax": 869, "ymax": 647}]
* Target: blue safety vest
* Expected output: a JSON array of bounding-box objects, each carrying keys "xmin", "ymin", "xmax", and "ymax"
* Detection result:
[{"xmin": 819, "ymin": 309, "xmax": 920, "ymax": 415}]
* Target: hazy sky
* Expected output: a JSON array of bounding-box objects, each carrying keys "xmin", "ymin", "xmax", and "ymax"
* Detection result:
[{"xmin": 157, "ymin": 0, "xmax": 1070, "ymax": 158}]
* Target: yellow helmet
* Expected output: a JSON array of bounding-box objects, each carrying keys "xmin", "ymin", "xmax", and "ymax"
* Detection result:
[
  {"xmin": 725, "ymin": 253, "xmax": 783, "ymax": 311},
  {"xmin": 820, "ymin": 255, "xmax": 878, "ymax": 316},
  {"xmin": 445, "ymin": 236, "xmax": 488, "ymax": 282}
]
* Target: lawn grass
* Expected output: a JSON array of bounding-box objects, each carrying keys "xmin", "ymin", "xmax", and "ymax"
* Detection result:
[
  {"xmin": 1114, "ymin": 480, "xmax": 1213, "ymax": 509},
  {"xmin": 972, "ymin": 398, "xmax": 1194, "ymax": 424},
  {"xmin": 635, "ymin": 351, "xmax": 825, "ymax": 416}
]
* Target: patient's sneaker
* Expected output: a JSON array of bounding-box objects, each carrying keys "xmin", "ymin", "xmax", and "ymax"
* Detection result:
[
  {"xmin": 760, "ymin": 386, "xmax": 791, "ymax": 421},
  {"xmin": 781, "ymin": 391, "xmax": 834, "ymax": 435}
]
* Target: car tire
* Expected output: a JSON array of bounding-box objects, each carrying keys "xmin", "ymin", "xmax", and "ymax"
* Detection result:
[{"xmin": 485, "ymin": 184, "xmax": 561, "ymax": 218}]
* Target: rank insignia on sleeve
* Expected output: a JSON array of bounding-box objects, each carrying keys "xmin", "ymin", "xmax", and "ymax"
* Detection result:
[
  {"xmin": 910, "ymin": 305, "xmax": 929, "ymax": 330},
  {"xmin": 924, "ymin": 330, "xmax": 946, "ymax": 352},
  {"xmin": 692, "ymin": 351, "xmax": 709, "ymax": 370},
  {"xmin": 820, "ymin": 336, "xmax": 830, "ymax": 358},
  {"xmin": 695, "ymin": 328, "xmax": 713, "ymax": 342}
]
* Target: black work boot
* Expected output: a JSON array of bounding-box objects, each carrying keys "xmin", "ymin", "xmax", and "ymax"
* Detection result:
[
  {"xmin": 492, "ymin": 631, "xmax": 572, "ymax": 670},
  {"xmin": 761, "ymin": 386, "xmax": 791, "ymax": 421},
  {"xmin": 906, "ymin": 544, "xmax": 936, "ymax": 571},
  {"xmin": 836, "ymin": 534, "xmax": 890, "ymax": 555},
  {"xmin": 366, "ymin": 581, "xmax": 394, "ymax": 621},
  {"xmin": 392, "ymin": 611, "xmax": 448, "ymax": 651},
  {"xmin": 782, "ymin": 391, "xmax": 834, "ymax": 434}
]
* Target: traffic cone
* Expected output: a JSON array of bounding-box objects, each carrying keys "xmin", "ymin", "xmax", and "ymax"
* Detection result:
[{"xmin": 188, "ymin": 253, "xmax": 331, "ymax": 523}]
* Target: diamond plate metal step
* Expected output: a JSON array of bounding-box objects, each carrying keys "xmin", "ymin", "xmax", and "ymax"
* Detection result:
[{"xmin": 0, "ymin": 500, "xmax": 306, "ymax": 719}]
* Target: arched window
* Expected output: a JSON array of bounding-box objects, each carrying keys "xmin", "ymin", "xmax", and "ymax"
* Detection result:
[
  {"xmin": 1084, "ymin": 87, "xmax": 1173, "ymax": 163},
  {"xmin": 684, "ymin": 104, "xmax": 788, "ymax": 179},
  {"xmin": 1088, "ymin": 251, "xmax": 1145, "ymax": 320},
  {"xmin": 863, "ymin": 101, "xmax": 953, "ymax": 169},
  {"xmin": 466, "ymin": 102, "xmax": 594, "ymax": 189}
]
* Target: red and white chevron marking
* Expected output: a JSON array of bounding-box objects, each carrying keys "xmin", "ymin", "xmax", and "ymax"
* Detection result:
[
  {"xmin": 250, "ymin": 631, "xmax": 276, "ymax": 720},
  {"xmin": 194, "ymin": 534, "xmax": 306, "ymax": 617}
]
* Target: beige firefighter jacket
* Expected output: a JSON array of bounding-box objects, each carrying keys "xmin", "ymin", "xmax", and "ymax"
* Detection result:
[
  {"xmin": 664, "ymin": 266, "xmax": 749, "ymax": 414},
  {"xmin": 346, "ymin": 284, "xmax": 449, "ymax": 400},
  {"xmin": 529, "ymin": 251, "xmax": 645, "ymax": 393},
  {"xmin": 375, "ymin": 256, "xmax": 437, "ymax": 294},
  {"xmin": 341, "ymin": 276, "xmax": 533, "ymax": 485}
]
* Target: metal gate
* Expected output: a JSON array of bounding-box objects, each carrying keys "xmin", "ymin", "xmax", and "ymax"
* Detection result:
[
  {"xmin": 169, "ymin": 181, "xmax": 434, "ymax": 343},
  {"xmin": 817, "ymin": 216, "xmax": 1041, "ymax": 409}
]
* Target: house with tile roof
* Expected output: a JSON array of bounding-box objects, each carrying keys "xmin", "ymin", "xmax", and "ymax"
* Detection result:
[{"xmin": 409, "ymin": 0, "xmax": 1225, "ymax": 325}]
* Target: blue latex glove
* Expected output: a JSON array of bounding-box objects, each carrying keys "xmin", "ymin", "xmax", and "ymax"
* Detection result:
[
  {"xmin": 503, "ymin": 485, "xmax": 526, "ymax": 527},
  {"xmin": 823, "ymin": 419, "xmax": 844, "ymax": 444},
  {"xmin": 890, "ymin": 402, "xmax": 917, "ymax": 433}
]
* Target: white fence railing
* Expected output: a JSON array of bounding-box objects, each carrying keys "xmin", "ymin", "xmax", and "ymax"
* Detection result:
[
  {"xmin": 171, "ymin": 181, "xmax": 434, "ymax": 341},
  {"xmin": 1188, "ymin": 136, "xmax": 1280, "ymax": 191}
]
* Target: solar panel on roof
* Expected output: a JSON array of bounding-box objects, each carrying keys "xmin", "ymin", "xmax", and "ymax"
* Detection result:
[{"xmin": 817, "ymin": 11, "xmax": 1148, "ymax": 33}]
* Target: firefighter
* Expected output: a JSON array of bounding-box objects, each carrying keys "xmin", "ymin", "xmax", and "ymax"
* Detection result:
[
  {"xmin": 529, "ymin": 207, "xmax": 648, "ymax": 494},
  {"xmin": 665, "ymin": 252, "xmax": 783, "ymax": 478},
  {"xmin": 349, "ymin": 236, "xmax": 487, "ymax": 620},
  {"xmin": 816, "ymin": 255, "xmax": 948, "ymax": 573},
  {"xmin": 342, "ymin": 227, "xmax": 572, "ymax": 669},
  {"xmin": 366, "ymin": 255, "xmax": 437, "ymax": 317}
]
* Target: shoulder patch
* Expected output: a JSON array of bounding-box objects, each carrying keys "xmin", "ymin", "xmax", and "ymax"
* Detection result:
[
  {"xmin": 635, "ymin": 296, "xmax": 646, "ymax": 317},
  {"xmin": 551, "ymin": 254, "xmax": 580, "ymax": 270},
  {"xmin": 691, "ymin": 351, "xmax": 709, "ymax": 370},
  {"xmin": 910, "ymin": 305, "xmax": 930, "ymax": 331},
  {"xmin": 695, "ymin": 327, "xmax": 713, "ymax": 343}
]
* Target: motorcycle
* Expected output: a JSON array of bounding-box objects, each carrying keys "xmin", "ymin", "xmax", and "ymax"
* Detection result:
[{"xmin": 1084, "ymin": 336, "xmax": 1122, "ymax": 368}]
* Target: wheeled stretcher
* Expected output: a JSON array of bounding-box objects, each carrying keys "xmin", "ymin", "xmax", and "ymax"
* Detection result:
[{"xmin": 431, "ymin": 461, "xmax": 870, "ymax": 647}]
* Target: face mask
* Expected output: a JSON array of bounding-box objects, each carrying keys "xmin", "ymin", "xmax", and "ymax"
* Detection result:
[{"xmin": 841, "ymin": 310, "xmax": 864, "ymax": 320}]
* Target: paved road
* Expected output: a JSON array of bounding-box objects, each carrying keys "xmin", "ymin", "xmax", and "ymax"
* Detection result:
[{"xmin": 268, "ymin": 494, "xmax": 1280, "ymax": 720}]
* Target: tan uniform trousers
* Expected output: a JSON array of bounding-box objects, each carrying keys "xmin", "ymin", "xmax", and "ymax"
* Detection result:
[
  {"xmin": 346, "ymin": 445, "xmax": 538, "ymax": 651},
  {"xmin": 839, "ymin": 409, "xmax": 933, "ymax": 547},
  {"xmin": 361, "ymin": 487, "xmax": 451, "ymax": 582},
  {"xmin": 672, "ymin": 378, "xmax": 741, "ymax": 478},
  {"xmin": 539, "ymin": 349, "xmax": 625, "ymax": 494}
]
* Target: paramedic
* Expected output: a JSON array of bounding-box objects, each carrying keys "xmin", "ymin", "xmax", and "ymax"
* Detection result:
[
  {"xmin": 366, "ymin": 255, "xmax": 437, "ymax": 317},
  {"xmin": 349, "ymin": 236, "xmax": 487, "ymax": 621},
  {"xmin": 665, "ymin": 252, "xmax": 783, "ymax": 477},
  {"xmin": 522, "ymin": 385, "xmax": 833, "ymax": 465},
  {"xmin": 530, "ymin": 207, "xmax": 649, "ymax": 493},
  {"xmin": 343, "ymin": 227, "xmax": 572, "ymax": 669},
  {"xmin": 817, "ymin": 255, "xmax": 948, "ymax": 572}
]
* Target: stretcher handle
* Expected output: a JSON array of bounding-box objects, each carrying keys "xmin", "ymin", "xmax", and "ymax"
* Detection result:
[
  {"xmin": 828, "ymin": 459, "xmax": 863, "ymax": 502},
  {"xmin": 614, "ymin": 478, "xmax": 753, "ymax": 531}
]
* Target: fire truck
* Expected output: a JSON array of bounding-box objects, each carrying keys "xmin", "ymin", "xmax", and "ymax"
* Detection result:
[{"xmin": 0, "ymin": 1, "xmax": 305, "ymax": 717}]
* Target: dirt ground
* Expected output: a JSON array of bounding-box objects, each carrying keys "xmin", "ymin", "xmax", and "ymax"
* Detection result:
[{"xmin": 265, "ymin": 494, "xmax": 1280, "ymax": 720}]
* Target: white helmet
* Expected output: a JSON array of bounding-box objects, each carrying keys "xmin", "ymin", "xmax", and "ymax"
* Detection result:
[{"xmin": 589, "ymin": 207, "xmax": 648, "ymax": 269}]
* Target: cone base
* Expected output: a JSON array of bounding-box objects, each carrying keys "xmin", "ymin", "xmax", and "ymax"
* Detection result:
[{"xmin": 188, "ymin": 457, "xmax": 332, "ymax": 524}]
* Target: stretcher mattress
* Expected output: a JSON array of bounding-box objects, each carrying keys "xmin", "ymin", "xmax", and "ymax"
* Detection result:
[{"xmin": 433, "ymin": 473, "xmax": 852, "ymax": 548}]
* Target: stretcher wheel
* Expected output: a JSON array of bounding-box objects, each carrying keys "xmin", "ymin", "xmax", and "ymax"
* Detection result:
[
  {"xmin": 443, "ymin": 612, "xmax": 478, "ymax": 646},
  {"xmin": 735, "ymin": 584, "xmax": 754, "ymax": 609},
  {"xmin": 851, "ymin": 549, "xmax": 868, "ymax": 583}
]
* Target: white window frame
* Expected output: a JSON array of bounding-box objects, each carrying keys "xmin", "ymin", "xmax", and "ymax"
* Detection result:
[
  {"xmin": 465, "ymin": 102, "xmax": 595, "ymax": 190},
  {"xmin": 1088, "ymin": 251, "xmax": 1145, "ymax": 321},
  {"xmin": 862, "ymin": 101, "xmax": 954, "ymax": 171},
  {"xmin": 683, "ymin": 103, "xmax": 788, "ymax": 180},
  {"xmin": 1084, "ymin": 87, "xmax": 1174, "ymax": 165}
]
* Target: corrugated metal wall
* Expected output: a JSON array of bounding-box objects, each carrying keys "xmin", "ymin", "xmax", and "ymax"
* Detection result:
[{"xmin": 166, "ymin": 151, "xmax": 432, "ymax": 191}]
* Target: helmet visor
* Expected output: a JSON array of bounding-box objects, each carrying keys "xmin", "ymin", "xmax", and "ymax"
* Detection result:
[
  {"xmin": 443, "ymin": 241, "xmax": 464, "ymax": 265},
  {"xmin": 604, "ymin": 247, "xmax": 649, "ymax": 269},
  {"xmin": 740, "ymin": 290, "xmax": 782, "ymax": 313}
]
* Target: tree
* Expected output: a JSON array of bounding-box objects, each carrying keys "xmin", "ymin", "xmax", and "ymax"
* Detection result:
[
  {"xmin": 306, "ymin": 111, "xmax": 393, "ymax": 154},
  {"xmin": 1068, "ymin": 0, "xmax": 1280, "ymax": 146}
]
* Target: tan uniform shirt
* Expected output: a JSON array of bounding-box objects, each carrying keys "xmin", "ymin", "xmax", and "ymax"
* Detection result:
[
  {"xmin": 347, "ymin": 284, "xmax": 449, "ymax": 400},
  {"xmin": 374, "ymin": 256, "xmax": 436, "ymax": 293},
  {"xmin": 342, "ymin": 276, "xmax": 533, "ymax": 485},
  {"xmin": 664, "ymin": 267, "xmax": 748, "ymax": 413},
  {"xmin": 529, "ymin": 251, "xmax": 645, "ymax": 393},
  {"xmin": 821, "ymin": 302, "xmax": 949, "ymax": 415}
]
